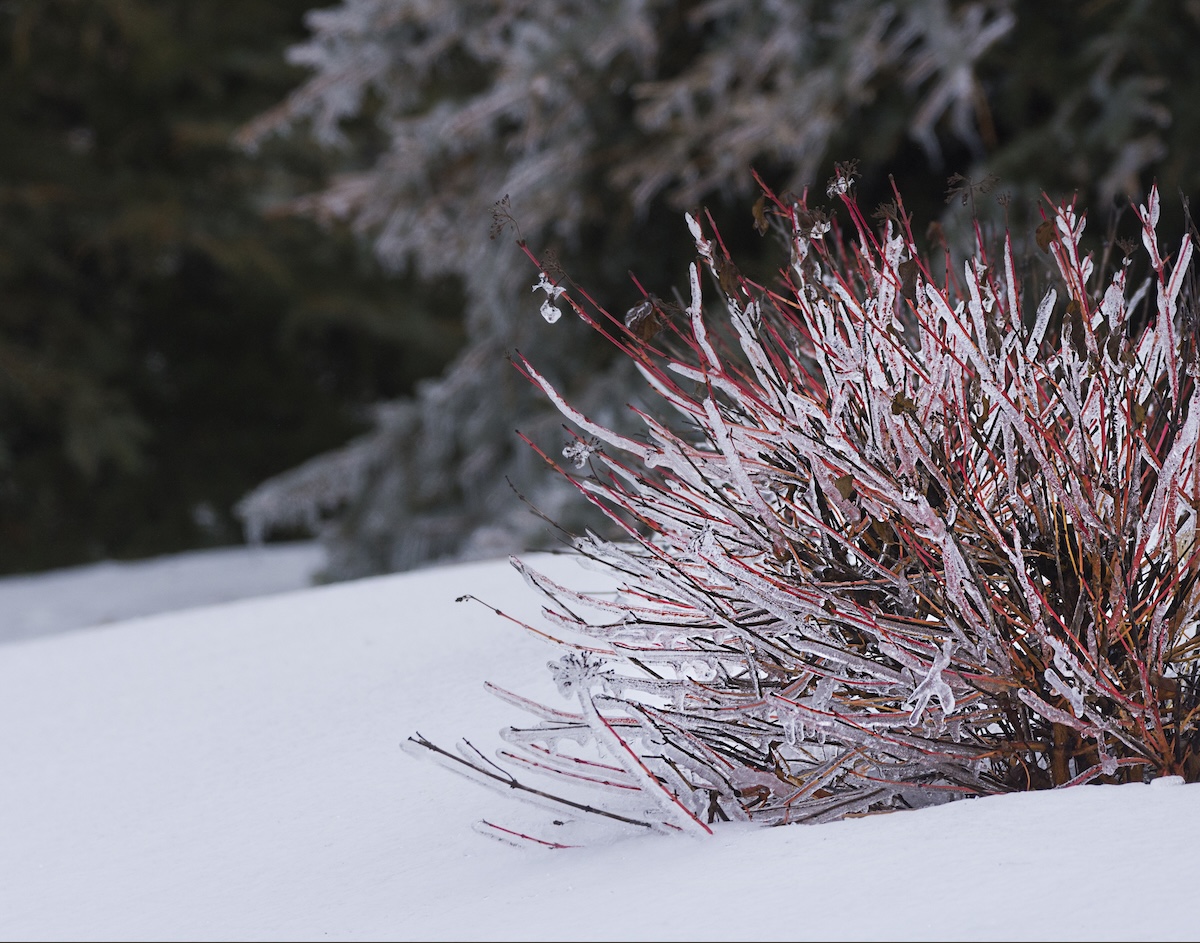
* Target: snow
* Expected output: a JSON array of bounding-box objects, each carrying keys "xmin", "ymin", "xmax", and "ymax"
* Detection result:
[
  {"xmin": 0, "ymin": 549, "xmax": 1197, "ymax": 940},
  {"xmin": 0, "ymin": 542, "xmax": 325, "ymax": 643}
]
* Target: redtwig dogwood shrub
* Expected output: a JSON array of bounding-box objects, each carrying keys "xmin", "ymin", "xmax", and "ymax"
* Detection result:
[{"xmin": 411, "ymin": 177, "xmax": 1200, "ymax": 838}]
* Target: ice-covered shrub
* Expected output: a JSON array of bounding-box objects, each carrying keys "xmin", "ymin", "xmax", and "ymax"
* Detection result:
[{"xmin": 411, "ymin": 175, "xmax": 1200, "ymax": 839}]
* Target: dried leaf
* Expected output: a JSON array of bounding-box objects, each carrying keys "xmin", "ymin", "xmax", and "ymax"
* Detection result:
[
  {"xmin": 624, "ymin": 299, "xmax": 662, "ymax": 341},
  {"xmin": 898, "ymin": 259, "xmax": 919, "ymax": 300},
  {"xmin": 1036, "ymin": 220, "xmax": 1057, "ymax": 252},
  {"xmin": 946, "ymin": 172, "xmax": 999, "ymax": 206},
  {"xmin": 752, "ymin": 195, "xmax": 769, "ymax": 235},
  {"xmin": 715, "ymin": 255, "xmax": 741, "ymax": 296},
  {"xmin": 1065, "ymin": 299, "xmax": 1087, "ymax": 356},
  {"xmin": 873, "ymin": 201, "xmax": 900, "ymax": 224}
]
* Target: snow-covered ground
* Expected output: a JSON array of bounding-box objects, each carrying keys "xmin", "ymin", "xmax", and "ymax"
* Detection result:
[
  {"xmin": 0, "ymin": 547, "xmax": 1197, "ymax": 941},
  {"xmin": 0, "ymin": 542, "xmax": 325, "ymax": 643}
]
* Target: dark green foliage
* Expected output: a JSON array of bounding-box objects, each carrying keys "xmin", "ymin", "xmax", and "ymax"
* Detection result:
[
  {"xmin": 237, "ymin": 0, "xmax": 1200, "ymax": 580},
  {"xmin": 0, "ymin": 0, "xmax": 461, "ymax": 572},
  {"xmin": 814, "ymin": 1, "xmax": 1200, "ymax": 242}
]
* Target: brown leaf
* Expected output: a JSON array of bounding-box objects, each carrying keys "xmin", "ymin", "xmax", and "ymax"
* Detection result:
[
  {"xmin": 624, "ymin": 300, "xmax": 661, "ymax": 341},
  {"xmin": 1065, "ymin": 299, "xmax": 1087, "ymax": 356},
  {"xmin": 1035, "ymin": 220, "xmax": 1057, "ymax": 252},
  {"xmin": 1106, "ymin": 330, "xmax": 1123, "ymax": 362},
  {"xmin": 715, "ymin": 255, "xmax": 740, "ymax": 296},
  {"xmin": 833, "ymin": 473, "xmax": 855, "ymax": 500},
  {"xmin": 898, "ymin": 259, "xmax": 919, "ymax": 300},
  {"xmin": 752, "ymin": 195, "xmax": 769, "ymax": 235}
]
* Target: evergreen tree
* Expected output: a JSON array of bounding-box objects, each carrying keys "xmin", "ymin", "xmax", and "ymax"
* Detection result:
[
  {"xmin": 0, "ymin": 0, "xmax": 460, "ymax": 572},
  {"xmin": 240, "ymin": 0, "xmax": 1200, "ymax": 579}
]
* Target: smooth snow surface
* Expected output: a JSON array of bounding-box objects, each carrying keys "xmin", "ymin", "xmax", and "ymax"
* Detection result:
[
  {"xmin": 0, "ymin": 542, "xmax": 325, "ymax": 643},
  {"xmin": 0, "ymin": 551, "xmax": 1197, "ymax": 941}
]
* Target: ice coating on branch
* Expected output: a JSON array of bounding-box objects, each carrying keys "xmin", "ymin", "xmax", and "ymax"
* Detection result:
[
  {"xmin": 1025, "ymin": 288, "xmax": 1057, "ymax": 359},
  {"xmin": 905, "ymin": 641, "xmax": 956, "ymax": 724},
  {"xmin": 687, "ymin": 523, "xmax": 719, "ymax": 558},
  {"xmin": 1045, "ymin": 668, "xmax": 1086, "ymax": 719},
  {"xmin": 811, "ymin": 675, "xmax": 838, "ymax": 712},
  {"xmin": 685, "ymin": 212, "xmax": 713, "ymax": 261}
]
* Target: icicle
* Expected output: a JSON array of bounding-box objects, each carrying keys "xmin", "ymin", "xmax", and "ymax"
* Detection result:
[
  {"xmin": 1045, "ymin": 668, "xmax": 1086, "ymax": 719},
  {"xmin": 904, "ymin": 640, "xmax": 956, "ymax": 724}
]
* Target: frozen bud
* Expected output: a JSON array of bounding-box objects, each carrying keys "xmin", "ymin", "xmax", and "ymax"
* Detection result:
[
  {"xmin": 533, "ymin": 271, "xmax": 565, "ymax": 299},
  {"xmin": 826, "ymin": 160, "xmax": 858, "ymax": 197},
  {"xmin": 548, "ymin": 652, "xmax": 611, "ymax": 698},
  {"xmin": 540, "ymin": 299, "xmax": 562, "ymax": 324},
  {"xmin": 562, "ymin": 439, "xmax": 598, "ymax": 469}
]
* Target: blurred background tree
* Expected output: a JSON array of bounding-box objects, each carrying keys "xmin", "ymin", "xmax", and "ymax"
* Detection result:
[
  {"xmin": 0, "ymin": 0, "xmax": 461, "ymax": 573},
  {"xmin": 237, "ymin": 0, "xmax": 1200, "ymax": 581},
  {"xmin": 8, "ymin": 0, "xmax": 1200, "ymax": 579}
]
